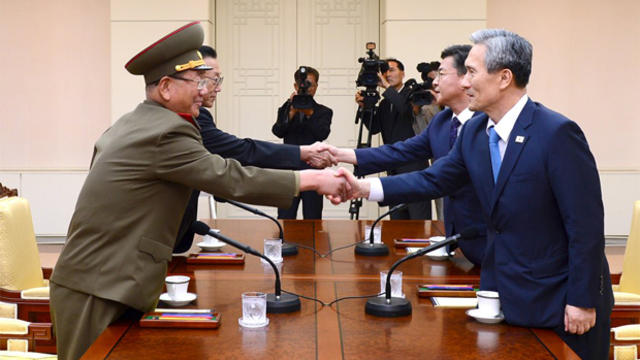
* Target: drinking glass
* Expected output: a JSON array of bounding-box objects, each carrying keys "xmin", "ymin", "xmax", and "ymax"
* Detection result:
[
  {"xmin": 262, "ymin": 238, "xmax": 283, "ymax": 264},
  {"xmin": 239, "ymin": 292, "xmax": 269, "ymax": 328},
  {"xmin": 380, "ymin": 270, "xmax": 404, "ymax": 298}
]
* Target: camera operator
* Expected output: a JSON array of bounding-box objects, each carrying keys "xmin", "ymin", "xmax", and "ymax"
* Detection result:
[
  {"xmin": 355, "ymin": 58, "xmax": 431, "ymax": 220},
  {"xmin": 272, "ymin": 66, "xmax": 333, "ymax": 219},
  {"xmin": 410, "ymin": 62, "xmax": 442, "ymax": 135}
]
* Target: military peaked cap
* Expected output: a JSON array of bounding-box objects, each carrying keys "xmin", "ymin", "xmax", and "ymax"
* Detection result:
[{"xmin": 125, "ymin": 21, "xmax": 212, "ymax": 85}]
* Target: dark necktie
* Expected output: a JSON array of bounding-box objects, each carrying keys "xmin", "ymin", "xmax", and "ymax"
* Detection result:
[
  {"xmin": 449, "ymin": 116, "xmax": 461, "ymax": 149},
  {"xmin": 489, "ymin": 126, "xmax": 502, "ymax": 183}
]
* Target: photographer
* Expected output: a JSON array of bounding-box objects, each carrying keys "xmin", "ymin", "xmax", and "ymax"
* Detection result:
[
  {"xmin": 272, "ymin": 66, "xmax": 333, "ymax": 219},
  {"xmin": 410, "ymin": 62, "xmax": 441, "ymax": 135},
  {"xmin": 355, "ymin": 58, "xmax": 431, "ymax": 220}
]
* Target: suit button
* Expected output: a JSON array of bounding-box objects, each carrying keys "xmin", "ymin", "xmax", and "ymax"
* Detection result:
[
  {"xmin": 495, "ymin": 229, "xmax": 501, "ymax": 234},
  {"xmin": 450, "ymin": 196, "xmax": 456, "ymax": 200}
]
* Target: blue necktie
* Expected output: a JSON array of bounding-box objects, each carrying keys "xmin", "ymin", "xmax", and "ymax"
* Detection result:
[
  {"xmin": 449, "ymin": 117, "xmax": 461, "ymax": 149},
  {"xmin": 489, "ymin": 126, "xmax": 501, "ymax": 183}
]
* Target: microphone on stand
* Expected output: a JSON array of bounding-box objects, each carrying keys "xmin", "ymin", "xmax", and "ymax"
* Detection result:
[
  {"xmin": 355, "ymin": 203, "xmax": 407, "ymax": 256},
  {"xmin": 214, "ymin": 197, "xmax": 298, "ymax": 256},
  {"xmin": 191, "ymin": 221, "xmax": 301, "ymax": 313},
  {"xmin": 365, "ymin": 227, "xmax": 481, "ymax": 317}
]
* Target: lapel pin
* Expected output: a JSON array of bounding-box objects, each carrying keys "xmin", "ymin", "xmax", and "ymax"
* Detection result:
[{"xmin": 515, "ymin": 136, "xmax": 525, "ymax": 143}]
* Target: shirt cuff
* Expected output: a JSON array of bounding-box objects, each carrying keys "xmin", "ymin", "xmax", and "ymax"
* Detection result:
[{"xmin": 365, "ymin": 178, "xmax": 384, "ymax": 202}]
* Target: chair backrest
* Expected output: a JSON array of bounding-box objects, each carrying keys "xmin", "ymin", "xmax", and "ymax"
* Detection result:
[
  {"xmin": 619, "ymin": 200, "xmax": 640, "ymax": 295},
  {"xmin": 0, "ymin": 197, "xmax": 44, "ymax": 291}
]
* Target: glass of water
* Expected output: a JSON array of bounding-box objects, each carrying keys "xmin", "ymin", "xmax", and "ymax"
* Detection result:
[
  {"xmin": 239, "ymin": 292, "xmax": 269, "ymax": 328},
  {"xmin": 262, "ymin": 238, "xmax": 283, "ymax": 264},
  {"xmin": 364, "ymin": 224, "xmax": 382, "ymax": 243},
  {"xmin": 380, "ymin": 270, "xmax": 404, "ymax": 298}
]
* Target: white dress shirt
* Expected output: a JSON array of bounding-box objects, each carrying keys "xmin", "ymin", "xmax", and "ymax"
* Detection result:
[
  {"xmin": 366, "ymin": 97, "xmax": 528, "ymax": 202},
  {"xmin": 485, "ymin": 94, "xmax": 529, "ymax": 160}
]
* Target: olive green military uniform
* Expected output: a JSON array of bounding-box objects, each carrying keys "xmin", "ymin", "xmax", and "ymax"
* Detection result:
[{"xmin": 50, "ymin": 22, "xmax": 298, "ymax": 359}]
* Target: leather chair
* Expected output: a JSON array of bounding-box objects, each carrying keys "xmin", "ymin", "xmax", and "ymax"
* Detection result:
[
  {"xmin": 0, "ymin": 197, "xmax": 51, "ymax": 323},
  {"xmin": 613, "ymin": 200, "xmax": 640, "ymax": 304}
]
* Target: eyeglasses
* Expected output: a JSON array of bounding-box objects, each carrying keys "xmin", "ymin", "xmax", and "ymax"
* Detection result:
[
  {"xmin": 203, "ymin": 76, "xmax": 224, "ymax": 89},
  {"xmin": 169, "ymin": 75, "xmax": 210, "ymax": 90},
  {"xmin": 435, "ymin": 70, "xmax": 456, "ymax": 80}
]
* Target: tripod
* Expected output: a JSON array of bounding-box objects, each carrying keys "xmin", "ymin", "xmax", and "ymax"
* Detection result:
[{"xmin": 349, "ymin": 89, "xmax": 379, "ymax": 220}]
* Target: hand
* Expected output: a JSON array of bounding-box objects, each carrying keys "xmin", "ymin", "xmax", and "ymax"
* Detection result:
[
  {"xmin": 377, "ymin": 72, "xmax": 390, "ymax": 89},
  {"xmin": 321, "ymin": 144, "xmax": 356, "ymax": 164},
  {"xmin": 288, "ymin": 92, "xmax": 297, "ymax": 120},
  {"xmin": 300, "ymin": 142, "xmax": 337, "ymax": 168},
  {"xmin": 299, "ymin": 169, "xmax": 352, "ymax": 204},
  {"xmin": 564, "ymin": 304, "xmax": 596, "ymax": 335},
  {"xmin": 325, "ymin": 168, "xmax": 370, "ymax": 203},
  {"xmin": 355, "ymin": 91, "xmax": 364, "ymax": 108}
]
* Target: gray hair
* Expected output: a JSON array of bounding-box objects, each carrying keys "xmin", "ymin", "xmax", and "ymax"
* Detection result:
[{"xmin": 470, "ymin": 29, "xmax": 532, "ymax": 88}]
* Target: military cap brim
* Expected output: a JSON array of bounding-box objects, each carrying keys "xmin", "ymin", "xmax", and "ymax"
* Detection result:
[{"xmin": 125, "ymin": 21, "xmax": 212, "ymax": 85}]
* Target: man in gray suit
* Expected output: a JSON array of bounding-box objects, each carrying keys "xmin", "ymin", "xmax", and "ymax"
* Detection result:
[{"xmin": 49, "ymin": 22, "xmax": 349, "ymax": 360}]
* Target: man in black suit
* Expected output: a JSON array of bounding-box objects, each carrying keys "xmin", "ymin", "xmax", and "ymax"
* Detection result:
[
  {"xmin": 272, "ymin": 66, "xmax": 333, "ymax": 219},
  {"xmin": 355, "ymin": 58, "xmax": 431, "ymax": 220},
  {"xmin": 173, "ymin": 46, "xmax": 335, "ymax": 252}
]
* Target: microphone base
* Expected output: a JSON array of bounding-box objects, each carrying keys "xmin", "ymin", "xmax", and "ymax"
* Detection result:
[
  {"xmin": 281, "ymin": 242, "xmax": 298, "ymax": 257},
  {"xmin": 266, "ymin": 292, "xmax": 301, "ymax": 313},
  {"xmin": 365, "ymin": 296, "xmax": 412, "ymax": 317},
  {"xmin": 355, "ymin": 242, "xmax": 389, "ymax": 256}
]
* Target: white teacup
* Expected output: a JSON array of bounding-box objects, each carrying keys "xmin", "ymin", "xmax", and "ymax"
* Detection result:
[
  {"xmin": 476, "ymin": 290, "xmax": 500, "ymax": 317},
  {"xmin": 427, "ymin": 236, "xmax": 448, "ymax": 257},
  {"xmin": 202, "ymin": 229, "xmax": 221, "ymax": 244},
  {"xmin": 165, "ymin": 275, "xmax": 190, "ymax": 300}
]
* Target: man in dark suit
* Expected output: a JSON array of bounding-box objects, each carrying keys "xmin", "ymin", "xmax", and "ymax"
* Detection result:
[
  {"xmin": 355, "ymin": 58, "xmax": 431, "ymax": 220},
  {"xmin": 174, "ymin": 47, "xmax": 336, "ymax": 252},
  {"xmin": 272, "ymin": 66, "xmax": 333, "ymax": 219},
  {"xmin": 336, "ymin": 29, "xmax": 612, "ymax": 359},
  {"xmin": 328, "ymin": 45, "xmax": 486, "ymax": 266}
]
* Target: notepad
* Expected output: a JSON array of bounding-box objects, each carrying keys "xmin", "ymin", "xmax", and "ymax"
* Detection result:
[{"xmin": 431, "ymin": 297, "xmax": 478, "ymax": 308}]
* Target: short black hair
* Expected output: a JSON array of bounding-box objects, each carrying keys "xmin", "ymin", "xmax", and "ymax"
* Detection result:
[
  {"xmin": 440, "ymin": 45, "xmax": 472, "ymax": 75},
  {"xmin": 295, "ymin": 66, "xmax": 319, "ymax": 82},
  {"xmin": 199, "ymin": 45, "xmax": 217, "ymax": 59},
  {"xmin": 385, "ymin": 58, "xmax": 404, "ymax": 71}
]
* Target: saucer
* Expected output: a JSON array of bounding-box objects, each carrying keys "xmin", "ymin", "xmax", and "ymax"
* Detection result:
[
  {"xmin": 426, "ymin": 253, "xmax": 450, "ymax": 261},
  {"xmin": 159, "ymin": 292, "xmax": 197, "ymax": 307},
  {"xmin": 466, "ymin": 308, "xmax": 504, "ymax": 324},
  {"xmin": 238, "ymin": 317, "xmax": 269, "ymax": 328},
  {"xmin": 197, "ymin": 241, "xmax": 225, "ymax": 251}
]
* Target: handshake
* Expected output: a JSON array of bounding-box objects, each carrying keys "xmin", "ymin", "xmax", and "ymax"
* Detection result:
[{"xmin": 298, "ymin": 143, "xmax": 370, "ymax": 204}]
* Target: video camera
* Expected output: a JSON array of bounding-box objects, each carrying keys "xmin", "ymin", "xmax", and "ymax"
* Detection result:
[
  {"xmin": 355, "ymin": 42, "xmax": 386, "ymax": 110},
  {"xmin": 291, "ymin": 66, "xmax": 314, "ymax": 110},
  {"xmin": 406, "ymin": 62, "xmax": 439, "ymax": 106},
  {"xmin": 356, "ymin": 42, "xmax": 388, "ymax": 88}
]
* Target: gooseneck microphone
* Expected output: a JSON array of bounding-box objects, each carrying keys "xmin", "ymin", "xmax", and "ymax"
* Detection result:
[
  {"xmin": 214, "ymin": 197, "xmax": 298, "ymax": 256},
  {"xmin": 365, "ymin": 227, "xmax": 481, "ymax": 317},
  {"xmin": 191, "ymin": 221, "xmax": 301, "ymax": 313},
  {"xmin": 354, "ymin": 203, "xmax": 407, "ymax": 256}
]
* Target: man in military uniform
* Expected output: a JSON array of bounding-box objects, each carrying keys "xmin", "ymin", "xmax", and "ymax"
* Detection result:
[{"xmin": 49, "ymin": 22, "xmax": 349, "ymax": 360}]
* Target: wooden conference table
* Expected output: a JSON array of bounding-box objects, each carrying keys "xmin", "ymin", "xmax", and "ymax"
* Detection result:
[{"xmin": 84, "ymin": 219, "xmax": 579, "ymax": 359}]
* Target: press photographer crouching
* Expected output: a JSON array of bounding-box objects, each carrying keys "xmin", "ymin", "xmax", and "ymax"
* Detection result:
[
  {"xmin": 355, "ymin": 58, "xmax": 431, "ymax": 220},
  {"xmin": 272, "ymin": 66, "xmax": 333, "ymax": 219}
]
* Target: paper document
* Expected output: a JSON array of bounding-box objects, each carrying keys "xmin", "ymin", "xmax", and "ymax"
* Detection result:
[{"xmin": 431, "ymin": 297, "xmax": 478, "ymax": 308}]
